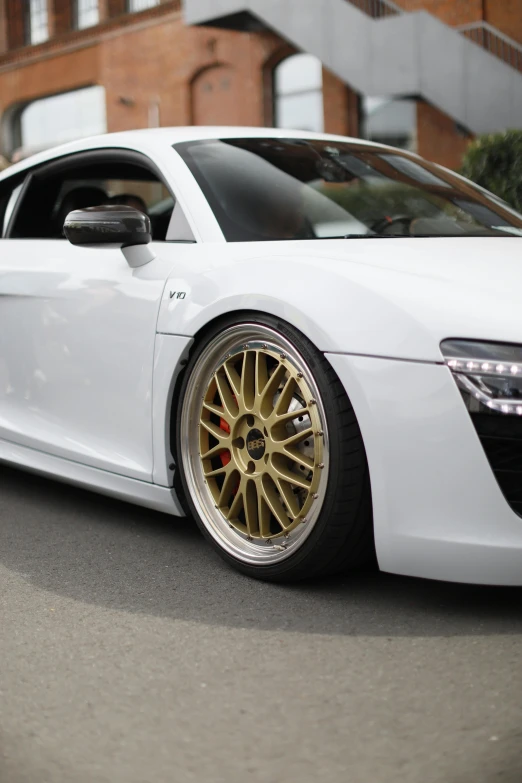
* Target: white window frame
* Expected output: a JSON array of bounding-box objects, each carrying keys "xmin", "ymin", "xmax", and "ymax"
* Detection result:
[{"xmin": 26, "ymin": 0, "xmax": 49, "ymax": 45}]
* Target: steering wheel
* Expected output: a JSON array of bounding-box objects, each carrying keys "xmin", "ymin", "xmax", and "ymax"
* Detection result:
[{"xmin": 370, "ymin": 215, "xmax": 413, "ymax": 236}]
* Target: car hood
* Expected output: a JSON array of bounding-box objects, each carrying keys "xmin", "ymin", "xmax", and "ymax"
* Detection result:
[{"xmin": 162, "ymin": 236, "xmax": 522, "ymax": 363}]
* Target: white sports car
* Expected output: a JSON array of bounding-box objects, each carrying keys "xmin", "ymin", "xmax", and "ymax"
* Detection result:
[{"xmin": 1, "ymin": 127, "xmax": 522, "ymax": 584}]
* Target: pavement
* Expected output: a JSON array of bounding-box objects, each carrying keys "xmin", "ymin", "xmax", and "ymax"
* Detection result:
[{"xmin": 1, "ymin": 464, "xmax": 522, "ymax": 783}]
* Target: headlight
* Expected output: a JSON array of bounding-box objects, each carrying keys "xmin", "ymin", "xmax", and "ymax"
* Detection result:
[{"xmin": 441, "ymin": 339, "xmax": 522, "ymax": 416}]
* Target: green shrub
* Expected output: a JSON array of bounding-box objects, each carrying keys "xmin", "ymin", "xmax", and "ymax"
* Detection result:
[{"xmin": 461, "ymin": 130, "xmax": 522, "ymax": 212}]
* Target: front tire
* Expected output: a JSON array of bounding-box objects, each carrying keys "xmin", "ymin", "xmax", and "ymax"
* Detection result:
[{"xmin": 176, "ymin": 313, "xmax": 373, "ymax": 582}]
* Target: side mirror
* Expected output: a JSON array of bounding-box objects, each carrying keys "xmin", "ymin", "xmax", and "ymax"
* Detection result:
[
  {"xmin": 63, "ymin": 204, "xmax": 154, "ymax": 268},
  {"xmin": 64, "ymin": 204, "xmax": 151, "ymax": 247}
]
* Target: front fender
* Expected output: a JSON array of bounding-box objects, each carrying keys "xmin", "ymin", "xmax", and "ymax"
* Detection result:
[{"xmin": 156, "ymin": 250, "xmax": 442, "ymax": 362}]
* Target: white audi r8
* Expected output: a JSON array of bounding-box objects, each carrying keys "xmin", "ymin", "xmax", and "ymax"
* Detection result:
[{"xmin": 1, "ymin": 127, "xmax": 522, "ymax": 584}]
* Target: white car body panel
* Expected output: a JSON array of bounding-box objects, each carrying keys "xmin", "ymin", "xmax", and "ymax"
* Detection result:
[
  {"xmin": 0, "ymin": 240, "xmax": 185, "ymax": 480},
  {"xmin": 328, "ymin": 354, "xmax": 522, "ymax": 586},
  {"xmin": 0, "ymin": 435, "xmax": 184, "ymax": 515},
  {"xmin": 1, "ymin": 127, "xmax": 522, "ymax": 584}
]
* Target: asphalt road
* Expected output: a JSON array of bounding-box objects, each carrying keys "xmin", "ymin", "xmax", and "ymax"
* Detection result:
[{"xmin": 1, "ymin": 465, "xmax": 522, "ymax": 783}]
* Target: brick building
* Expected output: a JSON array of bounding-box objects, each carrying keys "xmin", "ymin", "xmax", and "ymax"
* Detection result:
[{"xmin": 0, "ymin": 0, "xmax": 521, "ymax": 168}]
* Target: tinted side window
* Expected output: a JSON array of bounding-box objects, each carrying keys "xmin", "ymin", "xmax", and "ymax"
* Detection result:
[{"xmin": 8, "ymin": 152, "xmax": 193, "ymax": 242}]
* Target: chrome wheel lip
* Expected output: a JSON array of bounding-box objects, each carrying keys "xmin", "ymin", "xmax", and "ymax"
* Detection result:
[{"xmin": 180, "ymin": 324, "xmax": 330, "ymax": 566}]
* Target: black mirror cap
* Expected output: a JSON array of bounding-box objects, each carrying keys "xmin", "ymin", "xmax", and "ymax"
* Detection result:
[{"xmin": 63, "ymin": 204, "xmax": 152, "ymax": 248}]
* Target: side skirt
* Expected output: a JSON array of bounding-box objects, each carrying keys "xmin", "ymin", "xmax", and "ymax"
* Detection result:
[{"xmin": 0, "ymin": 437, "xmax": 186, "ymax": 517}]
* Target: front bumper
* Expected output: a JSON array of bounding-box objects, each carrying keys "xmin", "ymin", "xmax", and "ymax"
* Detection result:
[{"xmin": 326, "ymin": 353, "xmax": 522, "ymax": 586}]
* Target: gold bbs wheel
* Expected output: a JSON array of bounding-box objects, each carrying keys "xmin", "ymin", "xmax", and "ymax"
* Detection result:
[{"xmin": 179, "ymin": 323, "xmax": 330, "ymax": 566}]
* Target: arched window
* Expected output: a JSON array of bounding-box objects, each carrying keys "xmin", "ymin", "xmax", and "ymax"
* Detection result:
[
  {"xmin": 360, "ymin": 97, "xmax": 417, "ymax": 151},
  {"xmin": 273, "ymin": 54, "xmax": 324, "ymax": 133},
  {"xmin": 18, "ymin": 86, "xmax": 106, "ymax": 157}
]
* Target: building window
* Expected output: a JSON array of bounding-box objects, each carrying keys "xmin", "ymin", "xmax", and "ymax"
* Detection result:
[
  {"xmin": 273, "ymin": 54, "xmax": 324, "ymax": 133},
  {"xmin": 360, "ymin": 97, "xmax": 417, "ymax": 151},
  {"xmin": 127, "ymin": 0, "xmax": 160, "ymax": 11},
  {"xmin": 75, "ymin": 0, "xmax": 100, "ymax": 29},
  {"xmin": 25, "ymin": 0, "xmax": 49, "ymax": 45},
  {"xmin": 17, "ymin": 86, "xmax": 107, "ymax": 158}
]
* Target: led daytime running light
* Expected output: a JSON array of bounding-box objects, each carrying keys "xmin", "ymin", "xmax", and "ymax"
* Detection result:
[{"xmin": 445, "ymin": 357, "xmax": 522, "ymax": 378}]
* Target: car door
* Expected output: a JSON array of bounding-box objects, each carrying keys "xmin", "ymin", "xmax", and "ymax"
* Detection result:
[{"xmin": 0, "ymin": 147, "xmax": 190, "ymax": 482}]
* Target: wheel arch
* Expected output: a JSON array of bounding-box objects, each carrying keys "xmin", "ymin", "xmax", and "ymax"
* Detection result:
[
  {"xmin": 167, "ymin": 310, "xmax": 375, "ymax": 578},
  {"xmin": 163, "ymin": 308, "xmax": 374, "ymax": 515}
]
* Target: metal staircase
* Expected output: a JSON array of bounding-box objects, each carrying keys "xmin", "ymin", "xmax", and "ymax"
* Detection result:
[{"xmin": 184, "ymin": 0, "xmax": 522, "ymax": 133}]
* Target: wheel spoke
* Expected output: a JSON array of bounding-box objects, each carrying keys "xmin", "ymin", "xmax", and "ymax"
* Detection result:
[
  {"xmin": 202, "ymin": 401, "xmax": 225, "ymax": 418},
  {"xmin": 275, "ymin": 426, "xmax": 314, "ymax": 450},
  {"xmin": 240, "ymin": 351, "xmax": 256, "ymax": 410},
  {"xmin": 200, "ymin": 418, "xmax": 230, "ymax": 442},
  {"xmin": 271, "ymin": 407, "xmax": 309, "ymax": 426},
  {"xmin": 203, "ymin": 463, "xmax": 229, "ymax": 479},
  {"xmin": 215, "ymin": 371, "xmax": 239, "ymax": 420},
  {"xmin": 270, "ymin": 455, "xmax": 312, "ymax": 491},
  {"xmin": 258, "ymin": 493, "xmax": 272, "ymax": 538},
  {"xmin": 259, "ymin": 363, "xmax": 287, "ymax": 418},
  {"xmin": 285, "ymin": 449, "xmax": 314, "ymax": 469},
  {"xmin": 218, "ymin": 468, "xmax": 240, "ymax": 508},
  {"xmin": 227, "ymin": 479, "xmax": 244, "ymax": 521},
  {"xmin": 261, "ymin": 475, "xmax": 291, "ymax": 529},
  {"xmin": 255, "ymin": 350, "xmax": 269, "ymax": 399},
  {"xmin": 274, "ymin": 376, "xmax": 296, "ymax": 416},
  {"xmin": 200, "ymin": 442, "xmax": 229, "ymax": 460},
  {"xmin": 275, "ymin": 478, "xmax": 301, "ymax": 519},
  {"xmin": 223, "ymin": 359, "xmax": 242, "ymax": 397},
  {"xmin": 244, "ymin": 479, "xmax": 259, "ymax": 536}
]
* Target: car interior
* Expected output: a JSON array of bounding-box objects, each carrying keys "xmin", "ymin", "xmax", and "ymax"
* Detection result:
[{"xmin": 6, "ymin": 153, "xmax": 176, "ymax": 241}]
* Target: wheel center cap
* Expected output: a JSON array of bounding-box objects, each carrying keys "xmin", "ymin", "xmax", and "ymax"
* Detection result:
[{"xmin": 246, "ymin": 428, "xmax": 266, "ymax": 460}]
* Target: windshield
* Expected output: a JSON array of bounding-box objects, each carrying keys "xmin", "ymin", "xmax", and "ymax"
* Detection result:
[{"xmin": 175, "ymin": 138, "xmax": 522, "ymax": 242}]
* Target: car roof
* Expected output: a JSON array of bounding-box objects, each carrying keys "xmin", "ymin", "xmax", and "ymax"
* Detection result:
[{"xmin": 0, "ymin": 126, "xmax": 398, "ymax": 182}]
